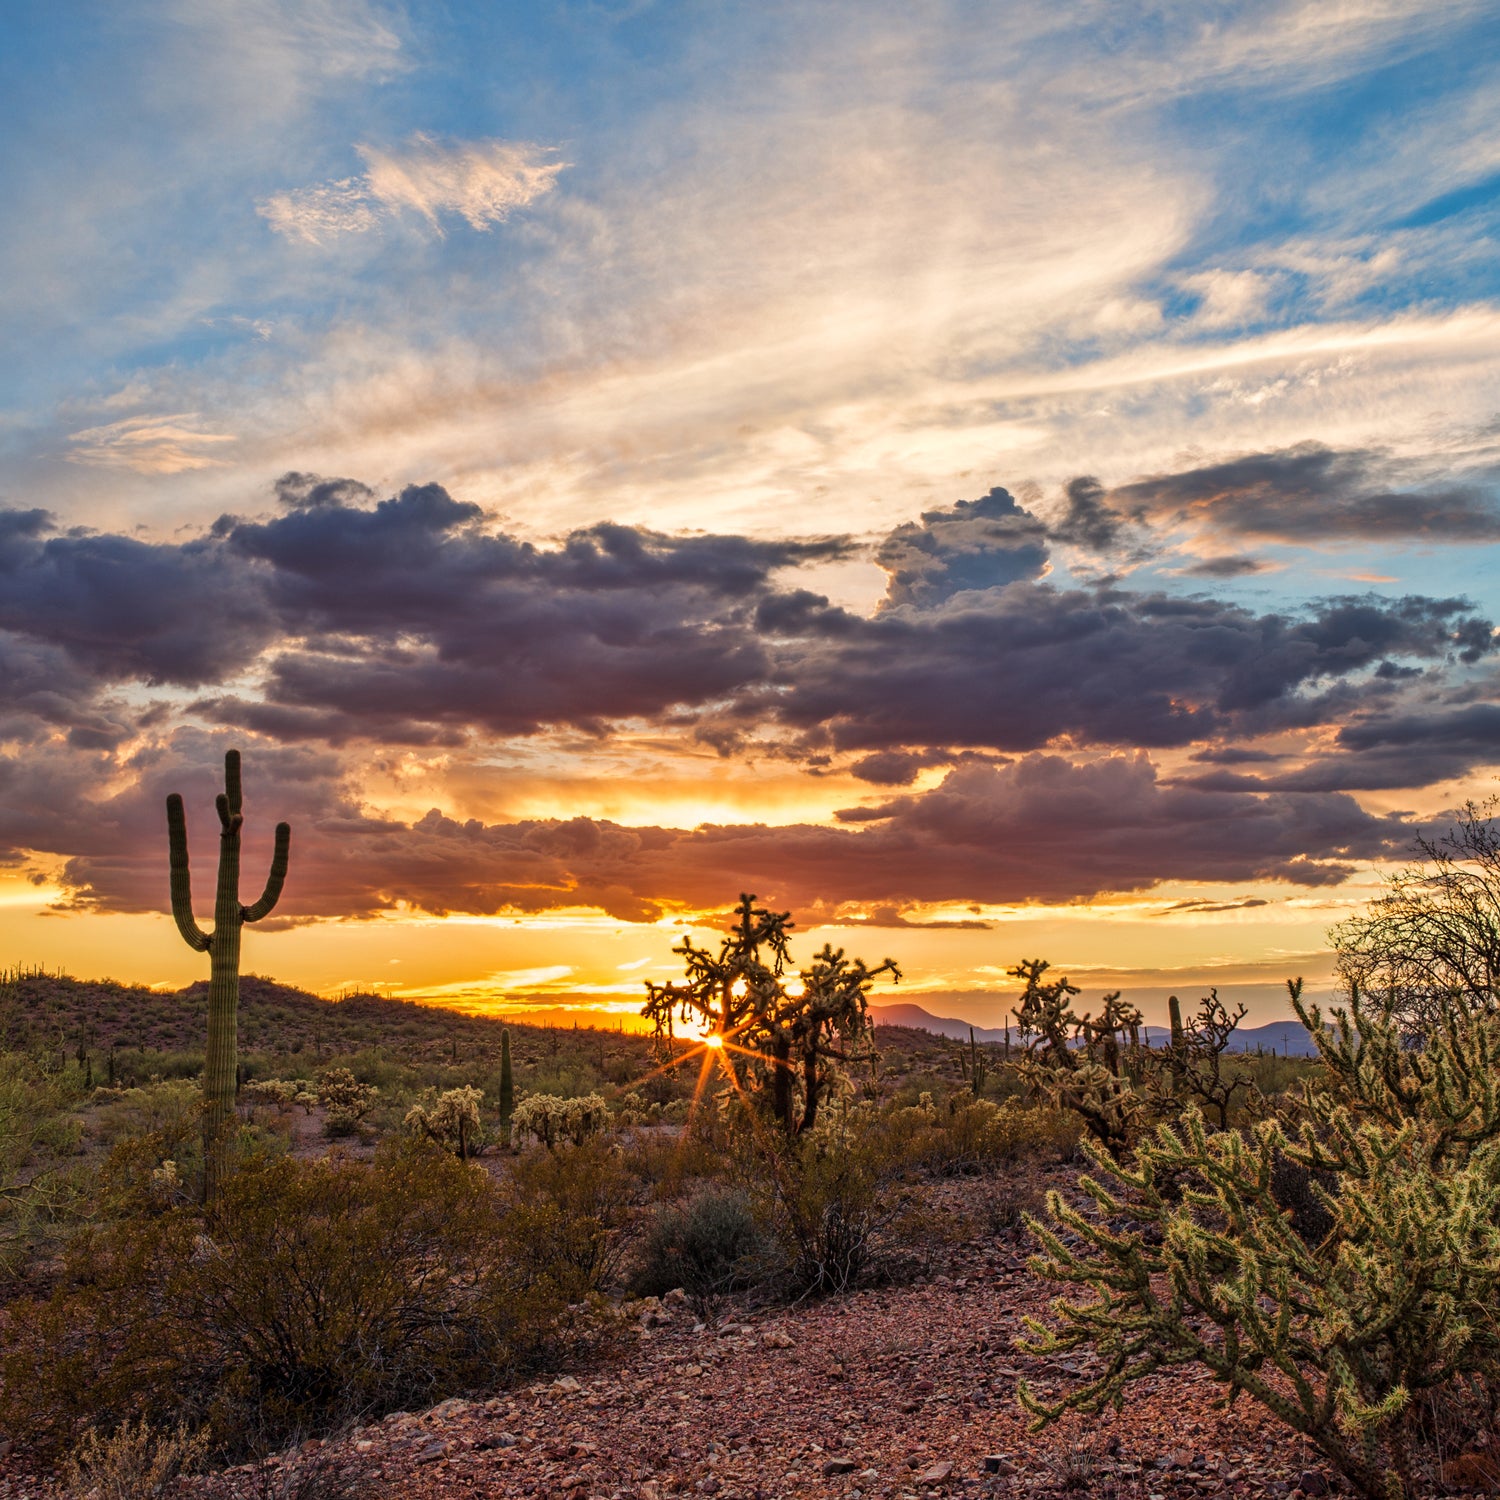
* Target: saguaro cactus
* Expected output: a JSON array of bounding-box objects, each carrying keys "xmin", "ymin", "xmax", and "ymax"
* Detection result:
[{"xmin": 166, "ymin": 750, "xmax": 290, "ymax": 1199}]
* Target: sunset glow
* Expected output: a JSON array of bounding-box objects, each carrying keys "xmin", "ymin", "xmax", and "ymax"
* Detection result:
[{"xmin": 2, "ymin": 3, "xmax": 1498, "ymax": 1031}]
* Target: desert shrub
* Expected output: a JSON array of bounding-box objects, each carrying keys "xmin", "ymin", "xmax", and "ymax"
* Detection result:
[
  {"xmin": 633, "ymin": 1187, "xmax": 769, "ymax": 1317},
  {"xmin": 60, "ymin": 1417, "xmax": 207, "ymax": 1500},
  {"xmin": 908, "ymin": 1096, "xmax": 1081, "ymax": 1174},
  {"xmin": 1020, "ymin": 981, "xmax": 1500, "ymax": 1500},
  {"xmin": 746, "ymin": 1107, "xmax": 939, "ymax": 1298},
  {"xmin": 510, "ymin": 1091, "xmax": 609, "ymax": 1149},
  {"xmin": 501, "ymin": 1137, "xmax": 639, "ymax": 1299},
  {"xmin": 0, "ymin": 1143, "xmax": 577, "ymax": 1457},
  {"xmin": 0, "ymin": 1053, "xmax": 94, "ymax": 1280}
]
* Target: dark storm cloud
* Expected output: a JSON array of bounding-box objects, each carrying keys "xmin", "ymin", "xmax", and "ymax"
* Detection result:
[
  {"xmin": 35, "ymin": 743, "xmax": 1411, "ymax": 925},
  {"xmin": 1110, "ymin": 441, "xmax": 1500, "ymax": 543},
  {"xmin": 875, "ymin": 486, "xmax": 1049, "ymax": 606},
  {"xmin": 1049, "ymin": 476, "xmax": 1128, "ymax": 552},
  {"xmin": 0, "ymin": 511, "xmax": 277, "ymax": 685},
  {"xmin": 0, "ymin": 472, "xmax": 1492, "ymax": 771},
  {"xmin": 0, "ymin": 479, "xmax": 851, "ymax": 738},
  {"xmin": 746, "ymin": 583, "xmax": 1493, "ymax": 755},
  {"xmin": 1178, "ymin": 555, "xmax": 1267, "ymax": 578}
]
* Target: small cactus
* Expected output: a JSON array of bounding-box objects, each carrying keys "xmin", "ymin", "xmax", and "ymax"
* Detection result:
[
  {"xmin": 166, "ymin": 749, "xmax": 290, "ymax": 1200},
  {"xmin": 499, "ymin": 1027, "xmax": 514, "ymax": 1134},
  {"xmin": 968, "ymin": 1026, "xmax": 989, "ymax": 1097}
]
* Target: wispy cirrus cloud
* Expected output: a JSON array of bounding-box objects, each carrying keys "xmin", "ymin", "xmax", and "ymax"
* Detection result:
[
  {"xmin": 65, "ymin": 413, "xmax": 237, "ymax": 475},
  {"xmin": 260, "ymin": 134, "xmax": 567, "ymax": 243}
]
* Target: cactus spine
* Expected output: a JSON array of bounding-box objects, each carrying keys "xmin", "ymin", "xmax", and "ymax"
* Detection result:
[
  {"xmin": 499, "ymin": 1027, "xmax": 514, "ymax": 1135},
  {"xmin": 166, "ymin": 749, "xmax": 291, "ymax": 1200}
]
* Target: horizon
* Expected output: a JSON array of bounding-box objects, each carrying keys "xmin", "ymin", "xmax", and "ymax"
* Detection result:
[{"xmin": 2, "ymin": 2, "xmax": 1497, "ymax": 1020}]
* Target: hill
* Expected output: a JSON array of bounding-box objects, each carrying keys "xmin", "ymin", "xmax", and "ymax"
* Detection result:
[
  {"xmin": 870, "ymin": 1001, "xmax": 1325, "ymax": 1056},
  {"xmin": 0, "ymin": 969, "xmax": 650, "ymax": 1075}
]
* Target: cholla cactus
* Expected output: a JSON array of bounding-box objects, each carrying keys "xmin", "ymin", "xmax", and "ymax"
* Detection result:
[
  {"xmin": 1011, "ymin": 959, "xmax": 1145, "ymax": 1157},
  {"xmin": 315, "ymin": 1066, "xmax": 379, "ymax": 1136},
  {"xmin": 510, "ymin": 1091, "xmax": 610, "ymax": 1149},
  {"xmin": 166, "ymin": 749, "xmax": 290, "ymax": 1200},
  {"xmin": 404, "ymin": 1085, "xmax": 484, "ymax": 1158},
  {"xmin": 641, "ymin": 893, "xmax": 898, "ymax": 1135},
  {"xmin": 242, "ymin": 1077, "xmax": 301, "ymax": 1107},
  {"xmin": 1020, "ymin": 978, "xmax": 1500, "ymax": 1500}
]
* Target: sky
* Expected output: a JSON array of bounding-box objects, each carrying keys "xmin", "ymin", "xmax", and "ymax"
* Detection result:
[{"xmin": 2, "ymin": 0, "xmax": 1499, "ymax": 1031}]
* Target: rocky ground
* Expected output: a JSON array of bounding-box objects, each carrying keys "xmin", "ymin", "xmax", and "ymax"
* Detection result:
[{"xmin": 6, "ymin": 1178, "xmax": 1497, "ymax": 1499}]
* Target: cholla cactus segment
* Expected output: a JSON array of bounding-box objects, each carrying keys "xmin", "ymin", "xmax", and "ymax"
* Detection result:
[
  {"xmin": 1020, "ymin": 985, "xmax": 1500, "ymax": 1500},
  {"xmin": 404, "ymin": 1085, "xmax": 485, "ymax": 1158},
  {"xmin": 509, "ymin": 1091, "xmax": 610, "ymax": 1149},
  {"xmin": 165, "ymin": 749, "xmax": 291, "ymax": 1201}
]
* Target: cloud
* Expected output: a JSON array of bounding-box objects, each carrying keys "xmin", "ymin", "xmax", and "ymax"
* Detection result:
[
  {"xmin": 1179, "ymin": 269, "xmax": 1275, "ymax": 328},
  {"xmin": 1177, "ymin": 555, "xmax": 1268, "ymax": 577},
  {"xmin": 875, "ymin": 486, "xmax": 1049, "ymax": 607},
  {"xmin": 0, "ymin": 512, "xmax": 276, "ymax": 686},
  {"xmin": 257, "ymin": 180, "xmax": 380, "ymax": 244},
  {"xmin": 0, "ymin": 476, "xmax": 1491, "ymax": 769},
  {"xmin": 260, "ymin": 135, "xmax": 567, "ymax": 243},
  {"xmin": 13, "ymin": 739, "xmax": 1414, "ymax": 927},
  {"xmin": 1111, "ymin": 441, "xmax": 1500, "ymax": 543},
  {"xmin": 66, "ymin": 414, "xmax": 237, "ymax": 475},
  {"xmin": 747, "ymin": 577, "xmax": 1494, "ymax": 758}
]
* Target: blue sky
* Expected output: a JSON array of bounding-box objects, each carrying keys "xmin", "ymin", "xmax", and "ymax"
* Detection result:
[{"xmin": 1, "ymin": 0, "xmax": 1498, "ymax": 1021}]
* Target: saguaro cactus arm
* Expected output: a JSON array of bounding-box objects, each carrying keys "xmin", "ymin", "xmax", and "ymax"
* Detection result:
[
  {"xmin": 242, "ymin": 822, "xmax": 291, "ymax": 923},
  {"xmin": 165, "ymin": 793, "xmax": 212, "ymax": 952}
]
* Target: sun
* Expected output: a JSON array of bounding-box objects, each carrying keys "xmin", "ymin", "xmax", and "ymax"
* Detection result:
[{"xmin": 702, "ymin": 1032, "xmax": 725, "ymax": 1049}]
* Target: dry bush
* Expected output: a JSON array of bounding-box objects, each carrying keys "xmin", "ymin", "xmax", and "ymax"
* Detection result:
[
  {"xmin": 0, "ymin": 1142, "xmax": 579, "ymax": 1458},
  {"xmin": 501, "ymin": 1137, "xmax": 640, "ymax": 1298},
  {"xmin": 60, "ymin": 1417, "xmax": 207, "ymax": 1500}
]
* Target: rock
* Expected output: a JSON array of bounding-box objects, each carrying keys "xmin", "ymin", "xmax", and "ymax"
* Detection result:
[
  {"xmin": 1298, "ymin": 1474, "xmax": 1330, "ymax": 1498},
  {"xmin": 823, "ymin": 1458, "xmax": 859, "ymax": 1476},
  {"xmin": 762, "ymin": 1329, "xmax": 795, "ymax": 1348},
  {"xmin": 552, "ymin": 1375, "xmax": 584, "ymax": 1394},
  {"xmin": 414, "ymin": 1439, "xmax": 452, "ymax": 1464},
  {"xmin": 912, "ymin": 1378, "xmax": 935, "ymax": 1395},
  {"xmin": 828, "ymin": 1363, "xmax": 847, "ymax": 1381},
  {"xmin": 639, "ymin": 1484, "xmax": 664, "ymax": 1500},
  {"xmin": 430, "ymin": 1397, "xmax": 470, "ymax": 1420},
  {"xmin": 914, "ymin": 1461, "xmax": 953, "ymax": 1484},
  {"xmin": 981, "ymin": 1455, "xmax": 1015, "ymax": 1476}
]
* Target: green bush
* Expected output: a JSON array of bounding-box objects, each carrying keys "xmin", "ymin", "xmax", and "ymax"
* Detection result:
[
  {"xmin": 0, "ymin": 1143, "xmax": 583, "ymax": 1457},
  {"xmin": 501, "ymin": 1137, "xmax": 639, "ymax": 1299},
  {"xmin": 634, "ymin": 1187, "xmax": 768, "ymax": 1317}
]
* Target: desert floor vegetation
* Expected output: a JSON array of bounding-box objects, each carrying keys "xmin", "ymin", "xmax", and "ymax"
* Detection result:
[{"xmin": 1, "ymin": 847, "xmax": 1498, "ymax": 1500}]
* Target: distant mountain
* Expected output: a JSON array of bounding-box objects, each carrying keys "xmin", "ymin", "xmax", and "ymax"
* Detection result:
[
  {"xmin": 870, "ymin": 1003, "xmax": 1325, "ymax": 1057},
  {"xmin": 870, "ymin": 1003, "xmax": 1016, "ymax": 1043}
]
